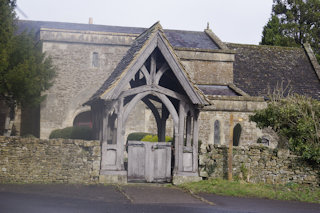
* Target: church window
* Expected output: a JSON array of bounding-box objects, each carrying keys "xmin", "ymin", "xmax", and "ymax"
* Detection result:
[
  {"xmin": 233, "ymin": 123, "xmax": 242, "ymax": 146},
  {"xmin": 92, "ymin": 52, "xmax": 99, "ymax": 67},
  {"xmin": 214, "ymin": 120, "xmax": 220, "ymax": 145}
]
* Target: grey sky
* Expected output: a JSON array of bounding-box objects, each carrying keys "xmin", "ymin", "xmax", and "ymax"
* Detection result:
[{"xmin": 16, "ymin": 0, "xmax": 273, "ymax": 44}]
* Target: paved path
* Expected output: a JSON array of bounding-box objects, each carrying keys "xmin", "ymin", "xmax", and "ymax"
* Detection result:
[{"xmin": 0, "ymin": 184, "xmax": 319, "ymax": 213}]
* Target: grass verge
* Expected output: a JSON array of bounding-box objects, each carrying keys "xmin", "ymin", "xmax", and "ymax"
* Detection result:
[{"xmin": 178, "ymin": 178, "xmax": 320, "ymax": 204}]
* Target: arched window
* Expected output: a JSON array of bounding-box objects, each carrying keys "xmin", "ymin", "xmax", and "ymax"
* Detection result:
[
  {"xmin": 73, "ymin": 111, "xmax": 92, "ymax": 128},
  {"xmin": 233, "ymin": 123, "xmax": 242, "ymax": 146},
  {"xmin": 214, "ymin": 120, "xmax": 220, "ymax": 145}
]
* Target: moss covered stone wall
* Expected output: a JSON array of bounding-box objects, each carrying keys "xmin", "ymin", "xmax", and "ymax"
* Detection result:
[
  {"xmin": 199, "ymin": 144, "xmax": 320, "ymax": 186},
  {"xmin": 0, "ymin": 137, "xmax": 100, "ymax": 184}
]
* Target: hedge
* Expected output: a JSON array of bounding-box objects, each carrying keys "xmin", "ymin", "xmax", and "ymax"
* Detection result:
[{"xmin": 49, "ymin": 126, "xmax": 93, "ymax": 140}]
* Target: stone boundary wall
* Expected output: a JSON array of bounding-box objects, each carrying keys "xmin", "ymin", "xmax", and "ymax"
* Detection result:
[
  {"xmin": 0, "ymin": 137, "xmax": 101, "ymax": 184},
  {"xmin": 199, "ymin": 144, "xmax": 320, "ymax": 186},
  {"xmin": 1, "ymin": 136, "xmax": 319, "ymax": 186}
]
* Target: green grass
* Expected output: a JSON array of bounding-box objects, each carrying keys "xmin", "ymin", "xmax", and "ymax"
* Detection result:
[{"xmin": 178, "ymin": 178, "xmax": 320, "ymax": 203}]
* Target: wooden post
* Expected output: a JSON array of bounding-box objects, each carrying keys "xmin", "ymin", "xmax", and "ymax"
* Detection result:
[
  {"xmin": 186, "ymin": 114, "xmax": 192, "ymax": 147},
  {"xmin": 192, "ymin": 110, "xmax": 199, "ymax": 173},
  {"xmin": 174, "ymin": 126, "xmax": 179, "ymax": 173},
  {"xmin": 159, "ymin": 104, "xmax": 168, "ymax": 142},
  {"xmin": 228, "ymin": 114, "xmax": 233, "ymax": 181},
  {"xmin": 103, "ymin": 110, "xmax": 108, "ymax": 144},
  {"xmin": 178, "ymin": 101, "xmax": 185, "ymax": 172},
  {"xmin": 116, "ymin": 98, "xmax": 124, "ymax": 170}
]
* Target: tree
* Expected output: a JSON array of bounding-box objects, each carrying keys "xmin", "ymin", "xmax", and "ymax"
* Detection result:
[
  {"xmin": 250, "ymin": 93, "xmax": 320, "ymax": 165},
  {"xmin": 0, "ymin": 0, "xmax": 55, "ymax": 134},
  {"xmin": 261, "ymin": 0, "xmax": 320, "ymax": 62},
  {"xmin": 0, "ymin": 0, "xmax": 16, "ymax": 78}
]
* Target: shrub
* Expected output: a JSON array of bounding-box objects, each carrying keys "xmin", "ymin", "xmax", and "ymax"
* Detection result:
[
  {"xmin": 141, "ymin": 134, "xmax": 157, "ymax": 142},
  {"xmin": 127, "ymin": 132, "xmax": 173, "ymax": 142},
  {"xmin": 127, "ymin": 132, "xmax": 150, "ymax": 141},
  {"xmin": 49, "ymin": 126, "xmax": 93, "ymax": 140},
  {"xmin": 141, "ymin": 134, "xmax": 173, "ymax": 142},
  {"xmin": 250, "ymin": 94, "xmax": 320, "ymax": 165}
]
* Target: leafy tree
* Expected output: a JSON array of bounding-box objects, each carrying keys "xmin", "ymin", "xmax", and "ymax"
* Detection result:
[
  {"xmin": 250, "ymin": 94, "xmax": 320, "ymax": 165},
  {"xmin": 0, "ymin": 0, "xmax": 55, "ymax": 132},
  {"xmin": 0, "ymin": 0, "xmax": 16, "ymax": 78},
  {"xmin": 261, "ymin": 0, "xmax": 320, "ymax": 62}
]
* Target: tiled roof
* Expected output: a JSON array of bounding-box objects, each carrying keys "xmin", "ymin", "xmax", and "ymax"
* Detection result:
[
  {"xmin": 227, "ymin": 43, "xmax": 320, "ymax": 100},
  {"xmin": 17, "ymin": 20, "xmax": 219, "ymax": 50}
]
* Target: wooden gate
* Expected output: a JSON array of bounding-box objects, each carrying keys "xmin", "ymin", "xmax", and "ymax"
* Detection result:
[{"xmin": 127, "ymin": 141, "xmax": 172, "ymax": 182}]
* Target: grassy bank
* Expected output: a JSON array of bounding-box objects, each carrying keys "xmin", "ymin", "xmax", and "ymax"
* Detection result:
[{"xmin": 178, "ymin": 178, "xmax": 320, "ymax": 203}]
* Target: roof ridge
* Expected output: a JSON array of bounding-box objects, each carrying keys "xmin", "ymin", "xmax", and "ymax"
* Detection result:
[
  {"xmin": 227, "ymin": 42, "xmax": 303, "ymax": 50},
  {"xmin": 18, "ymin": 19, "xmax": 146, "ymax": 31}
]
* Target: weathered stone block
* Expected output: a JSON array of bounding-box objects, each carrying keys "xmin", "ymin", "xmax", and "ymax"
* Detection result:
[
  {"xmin": 99, "ymin": 174, "xmax": 127, "ymax": 184},
  {"xmin": 172, "ymin": 175, "xmax": 202, "ymax": 185}
]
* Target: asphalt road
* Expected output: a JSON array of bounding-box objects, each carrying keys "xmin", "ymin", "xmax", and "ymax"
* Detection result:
[{"xmin": 0, "ymin": 184, "xmax": 319, "ymax": 213}]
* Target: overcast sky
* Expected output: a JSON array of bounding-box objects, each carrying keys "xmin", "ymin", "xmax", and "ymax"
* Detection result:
[{"xmin": 16, "ymin": 0, "xmax": 273, "ymax": 44}]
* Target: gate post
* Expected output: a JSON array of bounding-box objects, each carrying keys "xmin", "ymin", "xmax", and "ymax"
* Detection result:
[
  {"xmin": 173, "ymin": 107, "xmax": 201, "ymax": 185},
  {"xmin": 99, "ymin": 99, "xmax": 127, "ymax": 184}
]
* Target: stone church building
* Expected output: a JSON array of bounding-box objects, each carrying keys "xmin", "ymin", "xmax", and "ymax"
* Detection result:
[{"xmin": 2, "ymin": 20, "xmax": 319, "ymax": 182}]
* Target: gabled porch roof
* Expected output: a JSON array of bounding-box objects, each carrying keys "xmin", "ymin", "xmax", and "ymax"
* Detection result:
[{"xmin": 85, "ymin": 22, "xmax": 208, "ymax": 106}]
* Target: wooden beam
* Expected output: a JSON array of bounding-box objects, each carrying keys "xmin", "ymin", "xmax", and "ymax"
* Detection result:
[
  {"xmin": 120, "ymin": 85, "xmax": 188, "ymax": 103},
  {"xmin": 155, "ymin": 63, "xmax": 169, "ymax": 84},
  {"xmin": 156, "ymin": 93, "xmax": 179, "ymax": 127},
  {"xmin": 122, "ymin": 91, "xmax": 179, "ymax": 128},
  {"xmin": 107, "ymin": 35, "xmax": 158, "ymax": 100},
  {"xmin": 123, "ymin": 92, "xmax": 149, "ymax": 125},
  {"xmin": 150, "ymin": 53, "xmax": 156, "ymax": 83},
  {"xmin": 140, "ymin": 65, "xmax": 151, "ymax": 85}
]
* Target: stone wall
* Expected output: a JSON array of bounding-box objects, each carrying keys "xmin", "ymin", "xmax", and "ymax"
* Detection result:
[
  {"xmin": 0, "ymin": 137, "xmax": 100, "ymax": 184},
  {"xmin": 38, "ymin": 28, "xmax": 238, "ymax": 139},
  {"xmin": 176, "ymin": 49, "xmax": 235, "ymax": 85},
  {"xmin": 0, "ymin": 136, "xmax": 319, "ymax": 186},
  {"xmin": 198, "ymin": 97, "xmax": 269, "ymax": 147},
  {"xmin": 40, "ymin": 29, "xmax": 132, "ymax": 138},
  {"xmin": 199, "ymin": 144, "xmax": 320, "ymax": 186}
]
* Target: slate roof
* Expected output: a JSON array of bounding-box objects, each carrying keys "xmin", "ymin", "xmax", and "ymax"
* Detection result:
[
  {"xmin": 17, "ymin": 20, "xmax": 219, "ymax": 50},
  {"xmin": 197, "ymin": 85, "xmax": 240, "ymax": 96},
  {"xmin": 227, "ymin": 43, "xmax": 320, "ymax": 100},
  {"xmin": 165, "ymin": 30, "xmax": 218, "ymax": 49}
]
